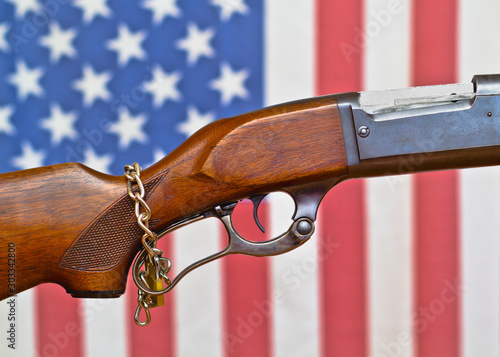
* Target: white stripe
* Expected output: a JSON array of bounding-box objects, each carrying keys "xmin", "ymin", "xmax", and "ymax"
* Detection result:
[
  {"xmin": 82, "ymin": 298, "xmax": 127, "ymax": 357},
  {"xmin": 366, "ymin": 177, "xmax": 413, "ymax": 357},
  {"xmin": 173, "ymin": 219, "xmax": 223, "ymax": 357},
  {"xmin": 364, "ymin": 0, "xmax": 411, "ymax": 91},
  {"xmin": 364, "ymin": 1, "xmax": 413, "ymax": 356},
  {"xmin": 264, "ymin": 0, "xmax": 314, "ymax": 105},
  {"xmin": 458, "ymin": 2, "xmax": 500, "ymax": 355},
  {"xmin": 265, "ymin": 2, "xmax": 318, "ymax": 357},
  {"xmin": 0, "ymin": 290, "xmax": 35, "ymax": 357},
  {"xmin": 460, "ymin": 167, "xmax": 500, "ymax": 357},
  {"xmin": 270, "ymin": 193, "xmax": 320, "ymax": 357},
  {"xmin": 458, "ymin": 0, "xmax": 500, "ymax": 81}
]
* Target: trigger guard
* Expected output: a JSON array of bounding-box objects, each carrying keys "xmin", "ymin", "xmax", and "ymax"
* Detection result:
[
  {"xmin": 219, "ymin": 177, "xmax": 344, "ymax": 256},
  {"xmin": 219, "ymin": 205, "xmax": 315, "ymax": 257}
]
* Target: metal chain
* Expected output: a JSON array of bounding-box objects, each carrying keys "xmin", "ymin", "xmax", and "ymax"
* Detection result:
[{"xmin": 124, "ymin": 163, "xmax": 171, "ymax": 326}]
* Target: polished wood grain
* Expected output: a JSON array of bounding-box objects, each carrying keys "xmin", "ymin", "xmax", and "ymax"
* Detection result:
[{"xmin": 0, "ymin": 96, "xmax": 347, "ymax": 300}]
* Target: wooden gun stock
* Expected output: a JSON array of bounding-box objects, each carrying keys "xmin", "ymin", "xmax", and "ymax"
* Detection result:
[{"xmin": 0, "ymin": 96, "xmax": 347, "ymax": 300}]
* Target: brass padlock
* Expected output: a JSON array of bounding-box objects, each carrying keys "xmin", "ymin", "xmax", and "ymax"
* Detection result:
[{"xmin": 143, "ymin": 260, "xmax": 164, "ymax": 307}]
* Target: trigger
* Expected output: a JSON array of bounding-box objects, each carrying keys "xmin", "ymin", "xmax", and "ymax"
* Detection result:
[{"xmin": 249, "ymin": 194, "xmax": 267, "ymax": 233}]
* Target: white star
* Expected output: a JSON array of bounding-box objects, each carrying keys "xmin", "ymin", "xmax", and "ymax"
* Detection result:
[
  {"xmin": 210, "ymin": 62, "xmax": 249, "ymax": 105},
  {"xmin": 74, "ymin": 0, "xmax": 111, "ymax": 24},
  {"xmin": 11, "ymin": 141, "xmax": 46, "ymax": 170},
  {"xmin": 142, "ymin": 0, "xmax": 181, "ymax": 25},
  {"xmin": 108, "ymin": 109, "xmax": 148, "ymax": 150},
  {"xmin": 176, "ymin": 23, "xmax": 215, "ymax": 66},
  {"xmin": 0, "ymin": 105, "xmax": 15, "ymax": 135},
  {"xmin": 39, "ymin": 22, "xmax": 77, "ymax": 63},
  {"xmin": 73, "ymin": 64, "xmax": 112, "ymax": 107},
  {"xmin": 145, "ymin": 147, "xmax": 166, "ymax": 168},
  {"xmin": 81, "ymin": 146, "xmax": 113, "ymax": 174},
  {"xmin": 211, "ymin": 0, "xmax": 249, "ymax": 21},
  {"xmin": 142, "ymin": 65, "xmax": 182, "ymax": 108},
  {"xmin": 8, "ymin": 60, "xmax": 44, "ymax": 101},
  {"xmin": 107, "ymin": 24, "xmax": 147, "ymax": 67},
  {"xmin": 0, "ymin": 23, "xmax": 10, "ymax": 52},
  {"xmin": 177, "ymin": 106, "xmax": 215, "ymax": 138},
  {"xmin": 40, "ymin": 104, "xmax": 79, "ymax": 145},
  {"xmin": 5, "ymin": 0, "xmax": 41, "ymax": 18}
]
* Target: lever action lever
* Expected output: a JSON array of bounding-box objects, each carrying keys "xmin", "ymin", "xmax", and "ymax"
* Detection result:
[
  {"xmin": 132, "ymin": 199, "xmax": 316, "ymax": 296},
  {"xmin": 132, "ymin": 177, "xmax": 343, "ymax": 297}
]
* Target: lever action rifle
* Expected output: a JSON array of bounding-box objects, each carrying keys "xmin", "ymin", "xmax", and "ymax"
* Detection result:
[{"xmin": 1, "ymin": 74, "xmax": 499, "ymax": 325}]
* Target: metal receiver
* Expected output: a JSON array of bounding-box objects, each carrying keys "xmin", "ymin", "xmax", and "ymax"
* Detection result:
[{"xmin": 337, "ymin": 74, "xmax": 500, "ymax": 165}]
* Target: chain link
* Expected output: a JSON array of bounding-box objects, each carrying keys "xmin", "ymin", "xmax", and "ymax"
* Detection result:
[{"xmin": 124, "ymin": 163, "xmax": 171, "ymax": 326}]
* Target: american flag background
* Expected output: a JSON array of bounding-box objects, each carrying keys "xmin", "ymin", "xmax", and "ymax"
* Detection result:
[{"xmin": 0, "ymin": 0, "xmax": 499, "ymax": 356}]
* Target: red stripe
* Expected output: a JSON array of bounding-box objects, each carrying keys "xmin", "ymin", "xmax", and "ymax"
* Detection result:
[
  {"xmin": 316, "ymin": 0, "xmax": 364, "ymax": 95},
  {"xmin": 35, "ymin": 284, "xmax": 84, "ymax": 357},
  {"xmin": 316, "ymin": 3, "xmax": 366, "ymax": 354},
  {"xmin": 222, "ymin": 201, "xmax": 271, "ymax": 357},
  {"xmin": 412, "ymin": 1, "xmax": 461, "ymax": 356},
  {"xmin": 319, "ymin": 182, "xmax": 367, "ymax": 357},
  {"xmin": 126, "ymin": 237, "xmax": 175, "ymax": 357},
  {"xmin": 412, "ymin": 0, "xmax": 458, "ymax": 86},
  {"xmin": 413, "ymin": 172, "xmax": 460, "ymax": 357}
]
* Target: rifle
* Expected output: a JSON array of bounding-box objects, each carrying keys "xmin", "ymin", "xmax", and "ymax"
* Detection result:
[{"xmin": 1, "ymin": 74, "xmax": 499, "ymax": 325}]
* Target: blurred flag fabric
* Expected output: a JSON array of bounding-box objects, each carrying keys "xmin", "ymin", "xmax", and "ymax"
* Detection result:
[{"xmin": 0, "ymin": 0, "xmax": 500, "ymax": 356}]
